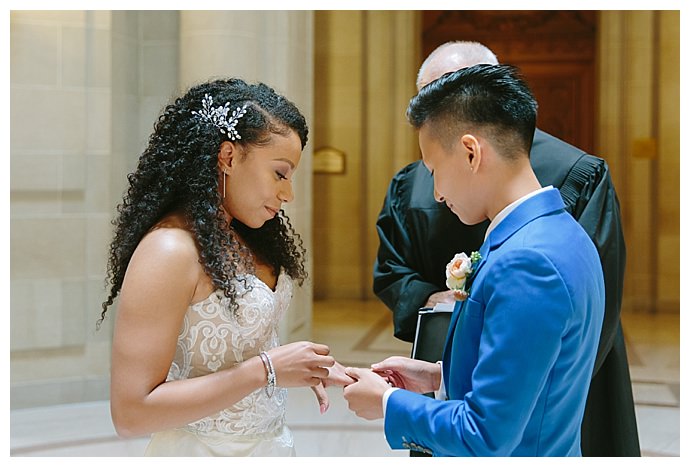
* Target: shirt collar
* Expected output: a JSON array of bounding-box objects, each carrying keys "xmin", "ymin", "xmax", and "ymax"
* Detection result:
[{"xmin": 485, "ymin": 186, "xmax": 555, "ymax": 241}]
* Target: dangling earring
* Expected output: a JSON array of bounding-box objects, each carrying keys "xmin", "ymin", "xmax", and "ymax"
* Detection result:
[{"xmin": 222, "ymin": 170, "xmax": 228, "ymax": 199}]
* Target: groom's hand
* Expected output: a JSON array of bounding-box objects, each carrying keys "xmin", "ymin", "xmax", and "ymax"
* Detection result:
[
  {"xmin": 342, "ymin": 367, "xmax": 390, "ymax": 420},
  {"xmin": 371, "ymin": 356, "xmax": 442, "ymax": 394}
]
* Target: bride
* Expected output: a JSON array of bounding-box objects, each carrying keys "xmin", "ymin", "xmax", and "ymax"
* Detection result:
[{"xmin": 100, "ymin": 78, "xmax": 353, "ymax": 456}]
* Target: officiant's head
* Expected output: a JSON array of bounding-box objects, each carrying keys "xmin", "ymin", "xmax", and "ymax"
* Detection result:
[
  {"xmin": 406, "ymin": 63, "xmax": 538, "ymax": 225},
  {"xmin": 417, "ymin": 41, "xmax": 499, "ymax": 90}
]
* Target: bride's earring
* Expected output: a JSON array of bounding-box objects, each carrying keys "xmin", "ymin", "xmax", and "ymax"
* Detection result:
[{"xmin": 222, "ymin": 170, "xmax": 228, "ymax": 199}]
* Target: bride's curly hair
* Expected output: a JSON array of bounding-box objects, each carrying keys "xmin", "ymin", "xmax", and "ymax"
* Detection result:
[{"xmin": 99, "ymin": 78, "xmax": 308, "ymax": 327}]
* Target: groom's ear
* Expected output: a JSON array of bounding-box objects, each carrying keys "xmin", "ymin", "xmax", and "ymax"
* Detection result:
[{"xmin": 460, "ymin": 134, "xmax": 481, "ymax": 172}]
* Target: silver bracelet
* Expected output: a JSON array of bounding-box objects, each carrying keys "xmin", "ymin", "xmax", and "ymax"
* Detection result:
[{"xmin": 259, "ymin": 351, "xmax": 276, "ymax": 398}]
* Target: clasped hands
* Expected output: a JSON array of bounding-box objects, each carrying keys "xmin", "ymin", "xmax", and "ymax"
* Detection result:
[
  {"xmin": 312, "ymin": 355, "xmax": 441, "ymax": 420},
  {"xmin": 277, "ymin": 342, "xmax": 441, "ymax": 420},
  {"xmin": 342, "ymin": 357, "xmax": 442, "ymax": 420}
]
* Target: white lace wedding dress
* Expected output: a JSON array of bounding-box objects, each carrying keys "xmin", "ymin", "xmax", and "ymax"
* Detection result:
[{"xmin": 144, "ymin": 272, "xmax": 296, "ymax": 456}]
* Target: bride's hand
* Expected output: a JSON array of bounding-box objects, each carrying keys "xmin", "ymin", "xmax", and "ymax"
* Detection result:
[
  {"xmin": 267, "ymin": 341, "xmax": 334, "ymax": 388},
  {"xmin": 310, "ymin": 382, "xmax": 329, "ymax": 414},
  {"xmin": 322, "ymin": 360, "xmax": 356, "ymax": 388},
  {"xmin": 309, "ymin": 360, "xmax": 355, "ymax": 415}
]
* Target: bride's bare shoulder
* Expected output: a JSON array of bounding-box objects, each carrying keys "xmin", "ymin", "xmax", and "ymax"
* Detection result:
[
  {"xmin": 135, "ymin": 212, "xmax": 199, "ymax": 265},
  {"xmin": 118, "ymin": 212, "xmax": 207, "ymax": 309}
]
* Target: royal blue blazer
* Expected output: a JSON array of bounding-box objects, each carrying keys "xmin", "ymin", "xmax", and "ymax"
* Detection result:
[{"xmin": 384, "ymin": 188, "xmax": 605, "ymax": 456}]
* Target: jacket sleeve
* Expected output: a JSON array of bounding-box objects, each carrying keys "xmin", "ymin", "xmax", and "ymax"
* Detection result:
[
  {"xmin": 373, "ymin": 173, "xmax": 442, "ymax": 343},
  {"xmin": 560, "ymin": 155, "xmax": 626, "ymax": 374}
]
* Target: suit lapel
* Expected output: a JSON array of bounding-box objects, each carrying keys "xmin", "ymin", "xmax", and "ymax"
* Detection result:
[{"xmin": 441, "ymin": 239, "xmax": 490, "ymax": 387}]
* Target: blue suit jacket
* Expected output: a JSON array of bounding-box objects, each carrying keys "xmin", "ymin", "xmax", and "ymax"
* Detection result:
[{"xmin": 384, "ymin": 188, "xmax": 605, "ymax": 456}]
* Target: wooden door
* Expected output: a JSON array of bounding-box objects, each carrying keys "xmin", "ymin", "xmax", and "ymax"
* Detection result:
[{"xmin": 422, "ymin": 11, "xmax": 596, "ymax": 153}]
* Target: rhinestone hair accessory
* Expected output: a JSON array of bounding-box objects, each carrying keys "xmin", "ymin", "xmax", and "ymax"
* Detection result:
[{"xmin": 192, "ymin": 93, "xmax": 249, "ymax": 141}]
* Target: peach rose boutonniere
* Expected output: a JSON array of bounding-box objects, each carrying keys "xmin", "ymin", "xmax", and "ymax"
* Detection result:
[{"xmin": 445, "ymin": 251, "xmax": 482, "ymax": 301}]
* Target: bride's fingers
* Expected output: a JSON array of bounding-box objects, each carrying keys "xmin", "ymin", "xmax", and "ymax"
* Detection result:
[
  {"xmin": 312, "ymin": 366, "xmax": 331, "ymax": 379},
  {"xmin": 311, "ymin": 343, "xmax": 331, "ymax": 356},
  {"xmin": 310, "ymin": 383, "xmax": 329, "ymax": 414}
]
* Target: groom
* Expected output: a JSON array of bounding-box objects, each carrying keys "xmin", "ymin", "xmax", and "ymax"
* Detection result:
[{"xmin": 343, "ymin": 64, "xmax": 605, "ymax": 456}]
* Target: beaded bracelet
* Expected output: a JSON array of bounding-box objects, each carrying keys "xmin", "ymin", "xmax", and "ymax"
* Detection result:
[{"xmin": 259, "ymin": 351, "xmax": 276, "ymax": 398}]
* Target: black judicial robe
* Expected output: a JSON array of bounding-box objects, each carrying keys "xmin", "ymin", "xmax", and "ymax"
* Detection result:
[{"xmin": 373, "ymin": 129, "xmax": 640, "ymax": 457}]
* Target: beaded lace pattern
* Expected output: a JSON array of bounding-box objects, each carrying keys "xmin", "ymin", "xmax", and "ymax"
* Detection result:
[{"xmin": 167, "ymin": 272, "xmax": 293, "ymax": 437}]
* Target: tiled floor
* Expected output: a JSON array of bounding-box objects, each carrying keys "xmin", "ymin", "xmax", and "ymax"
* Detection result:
[{"xmin": 9, "ymin": 300, "xmax": 680, "ymax": 457}]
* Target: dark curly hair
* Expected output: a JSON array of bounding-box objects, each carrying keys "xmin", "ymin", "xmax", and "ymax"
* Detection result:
[{"xmin": 99, "ymin": 78, "xmax": 309, "ymax": 328}]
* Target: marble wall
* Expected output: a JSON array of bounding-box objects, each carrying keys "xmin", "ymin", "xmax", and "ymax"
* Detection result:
[{"xmin": 11, "ymin": 10, "xmax": 117, "ymax": 408}]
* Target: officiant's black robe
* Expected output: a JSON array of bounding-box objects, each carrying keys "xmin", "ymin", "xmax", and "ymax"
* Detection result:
[{"xmin": 373, "ymin": 129, "xmax": 640, "ymax": 456}]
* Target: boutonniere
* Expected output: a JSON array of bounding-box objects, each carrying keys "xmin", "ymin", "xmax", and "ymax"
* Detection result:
[{"xmin": 445, "ymin": 251, "xmax": 482, "ymax": 301}]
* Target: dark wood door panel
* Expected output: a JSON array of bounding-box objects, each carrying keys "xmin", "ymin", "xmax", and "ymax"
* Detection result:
[
  {"xmin": 422, "ymin": 10, "xmax": 596, "ymax": 153},
  {"xmin": 521, "ymin": 62, "xmax": 594, "ymax": 152}
]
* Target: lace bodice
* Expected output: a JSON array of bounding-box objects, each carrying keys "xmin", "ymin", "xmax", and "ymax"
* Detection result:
[{"xmin": 166, "ymin": 272, "xmax": 293, "ymax": 437}]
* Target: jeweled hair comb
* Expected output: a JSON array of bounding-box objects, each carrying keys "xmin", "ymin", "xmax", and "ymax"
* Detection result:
[{"xmin": 192, "ymin": 93, "xmax": 248, "ymax": 141}]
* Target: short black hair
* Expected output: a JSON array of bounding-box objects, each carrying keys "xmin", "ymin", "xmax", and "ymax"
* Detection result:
[{"xmin": 407, "ymin": 63, "xmax": 537, "ymax": 159}]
